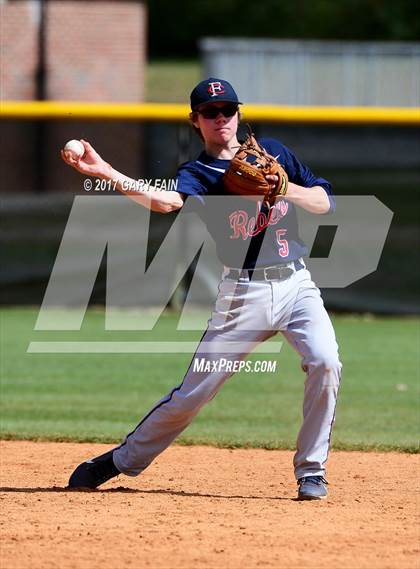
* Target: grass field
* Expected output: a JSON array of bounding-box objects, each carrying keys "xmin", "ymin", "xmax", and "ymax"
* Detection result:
[
  {"xmin": 146, "ymin": 60, "xmax": 201, "ymax": 102},
  {"xmin": 0, "ymin": 308, "xmax": 418, "ymax": 452}
]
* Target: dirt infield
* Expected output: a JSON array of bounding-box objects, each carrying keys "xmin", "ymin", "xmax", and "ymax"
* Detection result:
[{"xmin": 0, "ymin": 441, "xmax": 418, "ymax": 569}]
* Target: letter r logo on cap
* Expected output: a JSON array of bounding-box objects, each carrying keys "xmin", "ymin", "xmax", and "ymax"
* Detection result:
[{"xmin": 207, "ymin": 82, "xmax": 225, "ymax": 97}]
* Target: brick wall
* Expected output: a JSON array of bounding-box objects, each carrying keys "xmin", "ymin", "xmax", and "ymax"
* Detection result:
[
  {"xmin": 1, "ymin": 1, "xmax": 147, "ymax": 193},
  {"xmin": 1, "ymin": 0, "xmax": 146, "ymax": 101},
  {"xmin": 1, "ymin": 1, "xmax": 39, "ymax": 100},
  {"xmin": 47, "ymin": 1, "xmax": 146, "ymax": 102}
]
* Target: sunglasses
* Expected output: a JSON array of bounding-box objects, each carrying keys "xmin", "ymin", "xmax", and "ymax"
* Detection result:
[{"xmin": 197, "ymin": 104, "xmax": 239, "ymax": 119}]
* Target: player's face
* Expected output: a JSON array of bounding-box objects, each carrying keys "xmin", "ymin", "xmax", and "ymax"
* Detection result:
[{"xmin": 193, "ymin": 102, "xmax": 239, "ymax": 145}]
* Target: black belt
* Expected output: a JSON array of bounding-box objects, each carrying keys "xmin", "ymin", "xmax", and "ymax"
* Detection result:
[{"xmin": 226, "ymin": 260, "xmax": 304, "ymax": 281}]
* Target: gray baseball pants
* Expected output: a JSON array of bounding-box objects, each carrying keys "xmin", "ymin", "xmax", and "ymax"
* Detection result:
[{"xmin": 113, "ymin": 264, "xmax": 342, "ymax": 480}]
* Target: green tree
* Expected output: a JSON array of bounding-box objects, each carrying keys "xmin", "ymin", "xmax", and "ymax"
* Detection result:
[{"xmin": 148, "ymin": 0, "xmax": 420, "ymax": 58}]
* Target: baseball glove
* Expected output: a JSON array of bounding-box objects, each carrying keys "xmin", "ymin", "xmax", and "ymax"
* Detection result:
[{"xmin": 223, "ymin": 126, "xmax": 288, "ymax": 206}]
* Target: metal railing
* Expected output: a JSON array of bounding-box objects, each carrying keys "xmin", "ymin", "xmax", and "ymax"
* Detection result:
[{"xmin": 1, "ymin": 101, "xmax": 419, "ymax": 125}]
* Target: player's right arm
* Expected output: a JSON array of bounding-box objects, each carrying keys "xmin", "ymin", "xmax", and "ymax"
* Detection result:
[{"xmin": 61, "ymin": 140, "xmax": 184, "ymax": 213}]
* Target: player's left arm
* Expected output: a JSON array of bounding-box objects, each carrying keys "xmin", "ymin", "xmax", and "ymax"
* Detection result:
[
  {"xmin": 265, "ymin": 139, "xmax": 334, "ymax": 215},
  {"xmin": 265, "ymin": 175, "xmax": 329, "ymax": 214},
  {"xmin": 282, "ymin": 182, "xmax": 330, "ymax": 214},
  {"xmin": 283, "ymin": 144, "xmax": 333, "ymax": 214}
]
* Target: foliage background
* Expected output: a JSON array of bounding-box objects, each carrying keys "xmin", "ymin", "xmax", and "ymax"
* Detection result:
[{"xmin": 148, "ymin": 0, "xmax": 420, "ymax": 58}]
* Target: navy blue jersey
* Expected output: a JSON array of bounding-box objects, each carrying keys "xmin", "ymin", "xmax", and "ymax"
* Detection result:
[{"xmin": 175, "ymin": 138, "xmax": 334, "ymax": 269}]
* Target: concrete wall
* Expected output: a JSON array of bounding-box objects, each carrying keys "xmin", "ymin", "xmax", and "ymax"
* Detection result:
[{"xmin": 201, "ymin": 39, "xmax": 420, "ymax": 107}]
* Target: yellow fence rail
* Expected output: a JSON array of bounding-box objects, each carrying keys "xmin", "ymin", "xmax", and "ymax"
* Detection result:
[{"xmin": 1, "ymin": 101, "xmax": 419, "ymax": 126}]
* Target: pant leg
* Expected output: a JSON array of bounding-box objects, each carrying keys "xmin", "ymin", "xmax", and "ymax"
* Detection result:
[
  {"xmin": 279, "ymin": 270, "xmax": 342, "ymax": 480},
  {"xmin": 113, "ymin": 278, "xmax": 274, "ymax": 476}
]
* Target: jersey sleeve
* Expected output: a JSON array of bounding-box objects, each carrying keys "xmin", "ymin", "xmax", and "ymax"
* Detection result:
[
  {"xmin": 175, "ymin": 162, "xmax": 207, "ymax": 206},
  {"xmin": 261, "ymin": 138, "xmax": 336, "ymax": 213}
]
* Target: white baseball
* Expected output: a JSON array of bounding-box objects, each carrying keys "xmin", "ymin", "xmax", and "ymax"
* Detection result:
[{"xmin": 64, "ymin": 139, "xmax": 85, "ymax": 160}]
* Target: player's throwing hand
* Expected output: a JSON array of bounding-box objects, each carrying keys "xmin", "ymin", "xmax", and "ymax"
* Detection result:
[{"xmin": 60, "ymin": 139, "xmax": 112, "ymax": 179}]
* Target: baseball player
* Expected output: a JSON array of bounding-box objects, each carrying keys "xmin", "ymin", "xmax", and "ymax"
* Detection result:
[{"xmin": 62, "ymin": 78, "xmax": 342, "ymax": 500}]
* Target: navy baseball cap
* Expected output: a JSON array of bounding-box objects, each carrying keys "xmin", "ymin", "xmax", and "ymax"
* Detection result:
[{"xmin": 190, "ymin": 77, "xmax": 242, "ymax": 111}]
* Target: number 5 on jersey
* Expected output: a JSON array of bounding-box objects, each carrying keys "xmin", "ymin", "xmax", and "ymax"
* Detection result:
[{"xmin": 276, "ymin": 229, "xmax": 289, "ymax": 258}]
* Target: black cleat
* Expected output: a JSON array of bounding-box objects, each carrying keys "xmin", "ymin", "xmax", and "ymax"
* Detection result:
[{"xmin": 68, "ymin": 450, "xmax": 120, "ymax": 489}]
